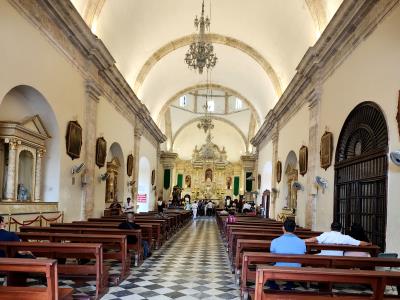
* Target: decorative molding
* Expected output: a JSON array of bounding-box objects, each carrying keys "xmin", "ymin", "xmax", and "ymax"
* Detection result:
[
  {"xmin": 134, "ymin": 33, "xmax": 282, "ymax": 97},
  {"xmin": 251, "ymin": 0, "xmax": 399, "ymax": 148},
  {"xmin": 8, "ymin": 0, "xmax": 166, "ymax": 144},
  {"xmin": 85, "ymin": 80, "xmax": 102, "ymax": 103}
]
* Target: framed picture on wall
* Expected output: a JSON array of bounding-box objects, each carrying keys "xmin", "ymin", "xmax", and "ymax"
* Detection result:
[
  {"xmin": 320, "ymin": 131, "xmax": 333, "ymax": 170},
  {"xmin": 95, "ymin": 137, "xmax": 107, "ymax": 168},
  {"xmin": 65, "ymin": 121, "xmax": 82, "ymax": 160},
  {"xmin": 151, "ymin": 169, "xmax": 155, "ymax": 186},
  {"xmin": 127, "ymin": 154, "xmax": 134, "ymax": 176},
  {"xmin": 276, "ymin": 161, "xmax": 282, "ymax": 183},
  {"xmin": 258, "ymin": 174, "xmax": 261, "ymax": 190},
  {"xmin": 397, "ymin": 91, "xmax": 400, "ymax": 138},
  {"xmin": 299, "ymin": 145, "xmax": 308, "ymax": 176}
]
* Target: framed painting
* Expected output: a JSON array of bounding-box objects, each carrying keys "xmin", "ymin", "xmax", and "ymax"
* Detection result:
[
  {"xmin": 299, "ymin": 145, "xmax": 308, "ymax": 176},
  {"xmin": 95, "ymin": 137, "xmax": 107, "ymax": 168},
  {"xmin": 397, "ymin": 91, "xmax": 400, "ymax": 138},
  {"xmin": 127, "ymin": 154, "xmax": 134, "ymax": 177},
  {"xmin": 65, "ymin": 121, "xmax": 82, "ymax": 160},
  {"xmin": 151, "ymin": 169, "xmax": 156, "ymax": 186},
  {"xmin": 258, "ymin": 173, "xmax": 261, "ymax": 190},
  {"xmin": 320, "ymin": 131, "xmax": 333, "ymax": 170},
  {"xmin": 276, "ymin": 160, "xmax": 282, "ymax": 183}
]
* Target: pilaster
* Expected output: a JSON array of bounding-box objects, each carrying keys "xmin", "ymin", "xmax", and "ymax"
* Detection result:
[
  {"xmin": 4, "ymin": 139, "xmax": 18, "ymax": 201},
  {"xmin": 82, "ymin": 80, "xmax": 101, "ymax": 219},
  {"xmin": 34, "ymin": 148, "xmax": 45, "ymax": 202},
  {"xmin": 132, "ymin": 123, "xmax": 144, "ymax": 212},
  {"xmin": 270, "ymin": 124, "xmax": 279, "ymax": 219}
]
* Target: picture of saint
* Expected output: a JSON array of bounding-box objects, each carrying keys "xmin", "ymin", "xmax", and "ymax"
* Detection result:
[
  {"xmin": 205, "ymin": 168, "xmax": 213, "ymax": 181},
  {"xmin": 226, "ymin": 176, "xmax": 232, "ymax": 189}
]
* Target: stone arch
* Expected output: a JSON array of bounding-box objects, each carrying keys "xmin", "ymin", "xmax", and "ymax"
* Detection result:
[
  {"xmin": 106, "ymin": 142, "xmax": 125, "ymax": 202},
  {"xmin": 0, "ymin": 85, "xmax": 60, "ymax": 202},
  {"xmin": 134, "ymin": 34, "xmax": 282, "ymax": 97}
]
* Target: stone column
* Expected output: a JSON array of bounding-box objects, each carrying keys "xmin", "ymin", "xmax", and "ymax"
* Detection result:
[
  {"xmin": 305, "ymin": 88, "xmax": 321, "ymax": 229},
  {"xmin": 34, "ymin": 148, "xmax": 45, "ymax": 202},
  {"xmin": 5, "ymin": 139, "xmax": 18, "ymax": 201},
  {"xmin": 82, "ymin": 80, "xmax": 101, "ymax": 219},
  {"xmin": 270, "ymin": 124, "xmax": 279, "ymax": 219},
  {"xmin": 132, "ymin": 123, "xmax": 144, "ymax": 212}
]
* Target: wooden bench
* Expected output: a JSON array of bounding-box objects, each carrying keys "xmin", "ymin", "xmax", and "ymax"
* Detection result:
[
  {"xmin": 0, "ymin": 241, "xmax": 108, "ymax": 300},
  {"xmin": 20, "ymin": 226, "xmax": 144, "ymax": 265},
  {"xmin": 0, "ymin": 258, "xmax": 73, "ymax": 300},
  {"xmin": 234, "ymin": 239, "xmax": 381, "ymax": 273},
  {"xmin": 17, "ymin": 232, "xmax": 130, "ymax": 281},
  {"xmin": 242, "ymin": 252, "xmax": 400, "ymax": 298},
  {"xmin": 254, "ymin": 265, "xmax": 400, "ymax": 300}
]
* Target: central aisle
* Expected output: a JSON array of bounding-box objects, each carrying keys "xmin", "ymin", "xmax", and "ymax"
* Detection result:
[{"xmin": 103, "ymin": 218, "xmax": 240, "ymax": 300}]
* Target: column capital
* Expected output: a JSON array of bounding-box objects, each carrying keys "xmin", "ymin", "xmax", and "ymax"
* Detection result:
[
  {"xmin": 86, "ymin": 79, "xmax": 102, "ymax": 103},
  {"xmin": 134, "ymin": 122, "xmax": 144, "ymax": 138},
  {"xmin": 307, "ymin": 87, "xmax": 322, "ymax": 109}
]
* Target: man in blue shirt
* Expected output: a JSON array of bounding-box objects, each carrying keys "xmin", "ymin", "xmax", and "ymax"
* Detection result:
[
  {"xmin": 268, "ymin": 218, "xmax": 306, "ymax": 290},
  {"xmin": 0, "ymin": 215, "xmax": 20, "ymax": 257}
]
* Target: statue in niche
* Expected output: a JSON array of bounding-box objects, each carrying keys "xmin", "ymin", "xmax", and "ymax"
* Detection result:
[
  {"xmin": 172, "ymin": 185, "xmax": 182, "ymax": 206},
  {"xmin": 185, "ymin": 175, "xmax": 191, "ymax": 188},
  {"xmin": 205, "ymin": 168, "xmax": 213, "ymax": 182},
  {"xmin": 226, "ymin": 176, "xmax": 232, "ymax": 190},
  {"xmin": 17, "ymin": 183, "xmax": 29, "ymax": 201}
]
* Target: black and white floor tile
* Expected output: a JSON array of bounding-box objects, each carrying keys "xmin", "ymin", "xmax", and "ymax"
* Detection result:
[{"xmin": 101, "ymin": 217, "xmax": 240, "ymax": 300}]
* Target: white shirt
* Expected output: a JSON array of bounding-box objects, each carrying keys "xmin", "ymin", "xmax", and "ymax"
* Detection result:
[
  {"xmin": 192, "ymin": 203, "xmax": 198, "ymax": 210},
  {"xmin": 124, "ymin": 202, "xmax": 134, "ymax": 212},
  {"xmin": 206, "ymin": 202, "xmax": 213, "ymax": 209},
  {"xmin": 316, "ymin": 231, "xmax": 360, "ymax": 256},
  {"xmin": 243, "ymin": 203, "xmax": 252, "ymax": 211}
]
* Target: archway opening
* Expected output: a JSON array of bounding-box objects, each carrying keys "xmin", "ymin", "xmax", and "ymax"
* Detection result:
[
  {"xmin": 105, "ymin": 142, "xmax": 125, "ymax": 203},
  {"xmin": 283, "ymin": 151, "xmax": 298, "ymax": 213},
  {"xmin": 334, "ymin": 101, "xmax": 388, "ymax": 250}
]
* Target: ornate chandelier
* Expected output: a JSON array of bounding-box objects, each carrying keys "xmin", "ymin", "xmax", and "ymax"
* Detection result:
[
  {"xmin": 197, "ymin": 87, "xmax": 214, "ymax": 133},
  {"xmin": 184, "ymin": 0, "xmax": 217, "ymax": 74}
]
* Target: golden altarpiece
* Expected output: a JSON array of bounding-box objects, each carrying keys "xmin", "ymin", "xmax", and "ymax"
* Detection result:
[
  {"xmin": 278, "ymin": 164, "xmax": 298, "ymax": 221},
  {"xmin": 105, "ymin": 157, "xmax": 120, "ymax": 203},
  {"xmin": 174, "ymin": 133, "xmax": 244, "ymax": 207}
]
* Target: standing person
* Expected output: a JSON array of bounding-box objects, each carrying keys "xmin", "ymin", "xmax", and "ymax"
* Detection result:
[
  {"xmin": 238, "ymin": 197, "xmax": 244, "ymax": 213},
  {"xmin": 157, "ymin": 197, "xmax": 164, "ymax": 214},
  {"xmin": 304, "ymin": 221, "xmax": 371, "ymax": 256},
  {"xmin": 206, "ymin": 201, "xmax": 213, "ymax": 216},
  {"xmin": 192, "ymin": 201, "xmax": 198, "ymax": 219},
  {"xmin": 118, "ymin": 213, "xmax": 151, "ymax": 258},
  {"xmin": 123, "ymin": 197, "xmax": 134, "ymax": 213}
]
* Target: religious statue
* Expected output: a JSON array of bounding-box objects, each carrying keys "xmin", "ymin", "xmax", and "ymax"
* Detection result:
[
  {"xmin": 17, "ymin": 184, "xmax": 29, "ymax": 201},
  {"xmin": 205, "ymin": 168, "xmax": 213, "ymax": 181},
  {"xmin": 185, "ymin": 175, "xmax": 191, "ymax": 188},
  {"xmin": 226, "ymin": 176, "xmax": 232, "ymax": 190},
  {"xmin": 172, "ymin": 185, "xmax": 182, "ymax": 206}
]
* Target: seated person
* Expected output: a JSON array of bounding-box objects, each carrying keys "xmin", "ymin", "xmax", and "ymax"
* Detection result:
[
  {"xmin": 242, "ymin": 201, "xmax": 252, "ymax": 213},
  {"xmin": 268, "ymin": 219, "xmax": 306, "ymax": 290},
  {"xmin": 226, "ymin": 210, "xmax": 237, "ymax": 224},
  {"xmin": 344, "ymin": 223, "xmax": 371, "ymax": 257},
  {"xmin": 109, "ymin": 198, "xmax": 122, "ymax": 215},
  {"xmin": 0, "ymin": 215, "xmax": 34, "ymax": 258},
  {"xmin": 118, "ymin": 213, "xmax": 151, "ymax": 258},
  {"xmin": 304, "ymin": 221, "xmax": 371, "ymax": 256},
  {"xmin": 123, "ymin": 197, "xmax": 134, "ymax": 213}
]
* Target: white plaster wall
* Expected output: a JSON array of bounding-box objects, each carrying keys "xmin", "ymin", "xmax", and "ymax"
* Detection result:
[
  {"xmin": 93, "ymin": 98, "xmax": 135, "ymax": 218},
  {"xmin": 275, "ymin": 105, "xmax": 309, "ymax": 227},
  {"xmin": 316, "ymin": 5, "xmax": 400, "ymax": 253},
  {"xmin": 139, "ymin": 136, "xmax": 157, "ymax": 211},
  {"xmin": 0, "ymin": 1, "xmax": 86, "ymax": 221},
  {"xmin": 257, "ymin": 139, "xmax": 273, "ymax": 206}
]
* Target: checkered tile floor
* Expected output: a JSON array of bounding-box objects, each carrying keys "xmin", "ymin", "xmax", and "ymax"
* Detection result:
[{"xmin": 101, "ymin": 217, "xmax": 240, "ymax": 300}]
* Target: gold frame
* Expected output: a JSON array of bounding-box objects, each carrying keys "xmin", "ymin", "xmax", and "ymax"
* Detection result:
[
  {"xmin": 320, "ymin": 131, "xmax": 333, "ymax": 170},
  {"xmin": 95, "ymin": 137, "xmax": 107, "ymax": 168},
  {"xmin": 65, "ymin": 121, "xmax": 82, "ymax": 160},
  {"xmin": 299, "ymin": 145, "xmax": 308, "ymax": 176}
]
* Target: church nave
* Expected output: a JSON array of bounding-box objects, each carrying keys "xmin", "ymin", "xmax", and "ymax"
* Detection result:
[{"xmin": 102, "ymin": 218, "xmax": 239, "ymax": 300}]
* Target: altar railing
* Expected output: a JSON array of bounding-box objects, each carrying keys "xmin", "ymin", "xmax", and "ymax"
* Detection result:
[{"xmin": 1, "ymin": 211, "xmax": 64, "ymax": 232}]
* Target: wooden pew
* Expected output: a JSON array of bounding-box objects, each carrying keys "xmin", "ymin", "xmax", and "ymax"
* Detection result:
[
  {"xmin": 20, "ymin": 225, "xmax": 144, "ymax": 265},
  {"xmin": 0, "ymin": 258, "xmax": 73, "ymax": 300},
  {"xmin": 51, "ymin": 222, "xmax": 154, "ymax": 250},
  {"xmin": 254, "ymin": 265, "xmax": 400, "ymax": 300},
  {"xmin": 0, "ymin": 242, "xmax": 107, "ymax": 300},
  {"xmin": 242, "ymin": 252, "xmax": 400, "ymax": 298},
  {"xmin": 234, "ymin": 239, "xmax": 380, "ymax": 275},
  {"xmin": 17, "ymin": 232, "xmax": 130, "ymax": 281}
]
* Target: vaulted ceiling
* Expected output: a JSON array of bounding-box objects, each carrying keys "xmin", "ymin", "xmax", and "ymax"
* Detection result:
[{"xmin": 71, "ymin": 0, "xmax": 342, "ymax": 160}]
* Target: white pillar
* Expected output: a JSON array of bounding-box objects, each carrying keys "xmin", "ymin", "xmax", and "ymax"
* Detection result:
[
  {"xmin": 34, "ymin": 149, "xmax": 45, "ymax": 202},
  {"xmin": 5, "ymin": 140, "xmax": 18, "ymax": 201},
  {"xmin": 133, "ymin": 123, "xmax": 144, "ymax": 212}
]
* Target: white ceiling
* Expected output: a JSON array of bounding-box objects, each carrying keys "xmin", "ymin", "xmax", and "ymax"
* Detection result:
[{"xmin": 70, "ymin": 0, "xmax": 343, "ymax": 158}]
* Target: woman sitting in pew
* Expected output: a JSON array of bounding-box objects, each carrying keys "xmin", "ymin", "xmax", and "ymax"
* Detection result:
[{"xmin": 344, "ymin": 223, "xmax": 371, "ymax": 257}]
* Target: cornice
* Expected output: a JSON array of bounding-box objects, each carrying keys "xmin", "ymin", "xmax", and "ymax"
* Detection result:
[
  {"xmin": 251, "ymin": 0, "xmax": 399, "ymax": 148},
  {"xmin": 8, "ymin": 0, "xmax": 166, "ymax": 144}
]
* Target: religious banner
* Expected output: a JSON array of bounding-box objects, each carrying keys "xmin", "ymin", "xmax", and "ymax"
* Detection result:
[
  {"xmin": 177, "ymin": 174, "xmax": 183, "ymax": 188},
  {"xmin": 137, "ymin": 193, "xmax": 147, "ymax": 203},
  {"xmin": 233, "ymin": 176, "xmax": 240, "ymax": 196},
  {"xmin": 163, "ymin": 169, "xmax": 171, "ymax": 189}
]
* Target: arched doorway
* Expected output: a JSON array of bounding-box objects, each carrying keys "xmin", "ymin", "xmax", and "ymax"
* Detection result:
[{"xmin": 334, "ymin": 102, "xmax": 388, "ymax": 250}]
